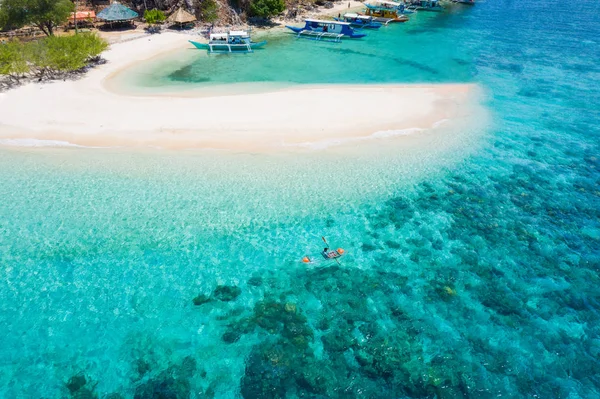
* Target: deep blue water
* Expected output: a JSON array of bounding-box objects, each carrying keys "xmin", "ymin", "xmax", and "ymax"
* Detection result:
[{"xmin": 1, "ymin": 0, "xmax": 600, "ymax": 397}]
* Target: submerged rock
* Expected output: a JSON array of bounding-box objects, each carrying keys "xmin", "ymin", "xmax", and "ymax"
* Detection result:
[
  {"xmin": 241, "ymin": 339, "xmax": 330, "ymax": 398},
  {"xmin": 135, "ymin": 359, "xmax": 151, "ymax": 377},
  {"xmin": 222, "ymin": 329, "xmax": 242, "ymax": 343},
  {"xmin": 71, "ymin": 388, "xmax": 98, "ymax": 399},
  {"xmin": 179, "ymin": 356, "xmax": 197, "ymax": 379},
  {"xmin": 192, "ymin": 294, "xmax": 211, "ymax": 306},
  {"xmin": 284, "ymin": 302, "xmax": 296, "ymax": 314},
  {"xmin": 134, "ymin": 372, "xmax": 191, "ymax": 399},
  {"xmin": 248, "ymin": 276, "xmax": 263, "ymax": 287},
  {"xmin": 65, "ymin": 374, "xmax": 98, "ymax": 399},
  {"xmin": 66, "ymin": 375, "xmax": 87, "ymax": 393},
  {"xmin": 213, "ymin": 285, "xmax": 242, "ymax": 302}
]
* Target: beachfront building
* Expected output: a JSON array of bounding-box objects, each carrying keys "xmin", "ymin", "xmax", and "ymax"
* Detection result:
[{"xmin": 97, "ymin": 1, "xmax": 139, "ymax": 28}]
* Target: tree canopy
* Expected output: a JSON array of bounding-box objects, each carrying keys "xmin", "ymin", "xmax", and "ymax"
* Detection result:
[
  {"xmin": 0, "ymin": 0, "xmax": 74, "ymax": 35},
  {"xmin": 249, "ymin": 0, "xmax": 285, "ymax": 18}
]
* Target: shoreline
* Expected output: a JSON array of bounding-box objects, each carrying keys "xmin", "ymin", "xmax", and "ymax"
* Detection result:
[{"xmin": 0, "ymin": 31, "xmax": 483, "ymax": 152}]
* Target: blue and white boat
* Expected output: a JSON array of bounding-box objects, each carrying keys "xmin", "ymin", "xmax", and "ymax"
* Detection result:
[
  {"xmin": 188, "ymin": 31, "xmax": 266, "ymax": 53},
  {"xmin": 334, "ymin": 13, "xmax": 384, "ymax": 29},
  {"xmin": 406, "ymin": 0, "xmax": 444, "ymax": 12},
  {"xmin": 285, "ymin": 19, "xmax": 367, "ymax": 42}
]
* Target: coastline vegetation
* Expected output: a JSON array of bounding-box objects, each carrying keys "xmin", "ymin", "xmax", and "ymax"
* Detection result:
[
  {"xmin": 249, "ymin": 0, "xmax": 286, "ymax": 18},
  {"xmin": 143, "ymin": 9, "xmax": 166, "ymax": 25},
  {"xmin": 197, "ymin": 0, "xmax": 219, "ymax": 23},
  {"xmin": 0, "ymin": 33, "xmax": 107, "ymax": 89}
]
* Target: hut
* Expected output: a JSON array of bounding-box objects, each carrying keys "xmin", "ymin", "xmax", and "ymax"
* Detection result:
[
  {"xmin": 167, "ymin": 8, "xmax": 196, "ymax": 29},
  {"xmin": 97, "ymin": 2, "xmax": 139, "ymax": 28},
  {"xmin": 68, "ymin": 11, "xmax": 97, "ymax": 29}
]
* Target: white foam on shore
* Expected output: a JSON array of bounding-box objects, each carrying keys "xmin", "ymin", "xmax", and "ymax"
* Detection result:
[
  {"xmin": 0, "ymin": 139, "xmax": 94, "ymax": 148},
  {"xmin": 283, "ymin": 127, "xmax": 426, "ymax": 150},
  {"xmin": 432, "ymin": 118, "xmax": 450, "ymax": 128}
]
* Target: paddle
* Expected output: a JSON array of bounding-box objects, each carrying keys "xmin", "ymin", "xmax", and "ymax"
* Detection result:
[{"xmin": 322, "ymin": 236, "xmax": 341, "ymax": 265}]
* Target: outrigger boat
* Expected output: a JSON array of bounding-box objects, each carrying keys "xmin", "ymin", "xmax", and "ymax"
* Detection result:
[
  {"xmin": 285, "ymin": 19, "xmax": 366, "ymax": 43},
  {"xmin": 406, "ymin": 0, "xmax": 444, "ymax": 12},
  {"xmin": 452, "ymin": 0, "xmax": 475, "ymax": 4},
  {"xmin": 364, "ymin": 0, "xmax": 410, "ymax": 23},
  {"xmin": 188, "ymin": 31, "xmax": 266, "ymax": 53},
  {"xmin": 334, "ymin": 13, "xmax": 384, "ymax": 29}
]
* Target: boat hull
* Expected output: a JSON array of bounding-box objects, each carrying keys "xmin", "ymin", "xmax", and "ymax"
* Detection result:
[
  {"xmin": 188, "ymin": 40, "xmax": 267, "ymax": 53},
  {"xmin": 285, "ymin": 25, "xmax": 366, "ymax": 39},
  {"xmin": 333, "ymin": 17, "xmax": 382, "ymax": 29},
  {"xmin": 364, "ymin": 8, "xmax": 409, "ymax": 22}
]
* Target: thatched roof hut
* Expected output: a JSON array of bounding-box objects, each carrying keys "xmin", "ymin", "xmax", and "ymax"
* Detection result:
[
  {"xmin": 97, "ymin": 2, "xmax": 138, "ymax": 22},
  {"xmin": 167, "ymin": 8, "xmax": 196, "ymax": 25}
]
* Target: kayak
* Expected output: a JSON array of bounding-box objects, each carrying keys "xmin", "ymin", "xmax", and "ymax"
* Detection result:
[{"xmin": 303, "ymin": 248, "xmax": 345, "ymax": 263}]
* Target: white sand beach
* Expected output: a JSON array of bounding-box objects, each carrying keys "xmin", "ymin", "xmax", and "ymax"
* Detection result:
[{"xmin": 0, "ymin": 32, "xmax": 480, "ymax": 151}]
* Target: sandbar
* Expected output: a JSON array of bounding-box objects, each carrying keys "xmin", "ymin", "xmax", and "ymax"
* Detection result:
[{"xmin": 0, "ymin": 32, "xmax": 481, "ymax": 151}]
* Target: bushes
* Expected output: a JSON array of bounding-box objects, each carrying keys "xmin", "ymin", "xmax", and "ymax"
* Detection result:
[
  {"xmin": 249, "ymin": 0, "xmax": 285, "ymax": 18},
  {"xmin": 0, "ymin": 40, "xmax": 30, "ymax": 77},
  {"xmin": 144, "ymin": 9, "xmax": 166, "ymax": 24},
  {"xmin": 0, "ymin": 33, "xmax": 108, "ymax": 86},
  {"xmin": 199, "ymin": 0, "xmax": 219, "ymax": 23},
  {"xmin": 33, "ymin": 33, "xmax": 108, "ymax": 73}
]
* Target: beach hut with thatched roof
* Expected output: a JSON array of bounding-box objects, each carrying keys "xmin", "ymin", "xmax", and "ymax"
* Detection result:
[
  {"xmin": 97, "ymin": 1, "xmax": 138, "ymax": 27},
  {"xmin": 167, "ymin": 7, "xmax": 196, "ymax": 29}
]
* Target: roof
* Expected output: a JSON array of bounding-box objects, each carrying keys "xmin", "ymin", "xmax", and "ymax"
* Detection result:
[
  {"xmin": 371, "ymin": 0, "xmax": 402, "ymax": 5},
  {"xmin": 97, "ymin": 2, "xmax": 138, "ymax": 21},
  {"xmin": 70, "ymin": 11, "xmax": 96, "ymax": 20},
  {"xmin": 305, "ymin": 18, "xmax": 351, "ymax": 25},
  {"xmin": 167, "ymin": 7, "xmax": 196, "ymax": 24},
  {"xmin": 344, "ymin": 13, "xmax": 372, "ymax": 19},
  {"xmin": 229, "ymin": 30, "xmax": 249, "ymax": 36}
]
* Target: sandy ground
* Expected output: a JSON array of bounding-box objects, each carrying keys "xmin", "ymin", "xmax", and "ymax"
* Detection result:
[{"xmin": 0, "ymin": 32, "xmax": 478, "ymax": 151}]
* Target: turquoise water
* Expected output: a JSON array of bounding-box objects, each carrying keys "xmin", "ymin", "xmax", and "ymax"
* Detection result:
[
  {"xmin": 2, "ymin": 0, "xmax": 600, "ymax": 397},
  {"xmin": 113, "ymin": 10, "xmax": 476, "ymax": 92}
]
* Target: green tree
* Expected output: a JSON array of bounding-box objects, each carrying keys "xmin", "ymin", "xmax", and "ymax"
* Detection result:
[
  {"xmin": 0, "ymin": 0, "xmax": 74, "ymax": 36},
  {"xmin": 199, "ymin": 0, "xmax": 218, "ymax": 23},
  {"xmin": 249, "ymin": 0, "xmax": 285, "ymax": 18},
  {"xmin": 144, "ymin": 9, "xmax": 166, "ymax": 24}
]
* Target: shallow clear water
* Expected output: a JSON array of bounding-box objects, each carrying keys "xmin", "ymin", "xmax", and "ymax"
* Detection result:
[
  {"xmin": 2, "ymin": 0, "xmax": 600, "ymax": 397},
  {"xmin": 112, "ymin": 10, "xmax": 477, "ymax": 93}
]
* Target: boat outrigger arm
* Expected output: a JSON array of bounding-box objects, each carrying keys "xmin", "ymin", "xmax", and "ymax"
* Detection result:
[
  {"xmin": 188, "ymin": 30, "xmax": 267, "ymax": 54},
  {"xmin": 297, "ymin": 30, "xmax": 345, "ymax": 43}
]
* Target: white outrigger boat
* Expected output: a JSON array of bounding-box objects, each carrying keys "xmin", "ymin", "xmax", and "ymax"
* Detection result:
[{"xmin": 188, "ymin": 30, "xmax": 266, "ymax": 53}]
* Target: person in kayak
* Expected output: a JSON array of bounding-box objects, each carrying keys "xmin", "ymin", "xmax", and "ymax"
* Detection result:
[{"xmin": 322, "ymin": 248, "xmax": 338, "ymax": 259}]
